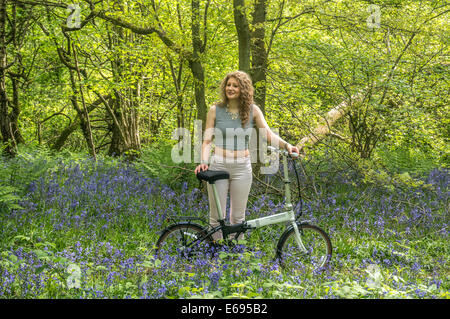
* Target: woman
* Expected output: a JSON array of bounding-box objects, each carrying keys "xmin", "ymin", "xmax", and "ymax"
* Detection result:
[{"xmin": 194, "ymin": 71, "xmax": 299, "ymax": 241}]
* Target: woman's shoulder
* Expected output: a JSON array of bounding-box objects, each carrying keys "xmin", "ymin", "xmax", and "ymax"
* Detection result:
[
  {"xmin": 210, "ymin": 103, "xmax": 228, "ymax": 117},
  {"xmin": 207, "ymin": 103, "xmax": 222, "ymax": 122},
  {"xmin": 211, "ymin": 102, "xmax": 226, "ymax": 111},
  {"xmin": 251, "ymin": 103, "xmax": 262, "ymax": 118},
  {"xmin": 209, "ymin": 104, "xmax": 218, "ymax": 113},
  {"xmin": 251, "ymin": 103, "xmax": 260, "ymax": 110}
]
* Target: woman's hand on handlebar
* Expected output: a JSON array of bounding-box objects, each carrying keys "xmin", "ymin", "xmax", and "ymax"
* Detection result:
[
  {"xmin": 194, "ymin": 163, "xmax": 209, "ymax": 174},
  {"xmin": 286, "ymin": 143, "xmax": 300, "ymax": 157}
]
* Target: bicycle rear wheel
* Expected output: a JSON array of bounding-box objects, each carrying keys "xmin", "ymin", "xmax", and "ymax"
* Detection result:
[
  {"xmin": 155, "ymin": 223, "xmax": 213, "ymax": 258},
  {"xmin": 276, "ymin": 223, "xmax": 332, "ymax": 273}
]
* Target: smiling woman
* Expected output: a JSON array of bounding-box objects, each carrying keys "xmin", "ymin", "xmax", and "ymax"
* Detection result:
[{"xmin": 194, "ymin": 71, "xmax": 299, "ymax": 241}]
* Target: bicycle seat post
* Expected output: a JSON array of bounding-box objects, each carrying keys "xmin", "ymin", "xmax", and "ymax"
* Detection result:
[
  {"xmin": 211, "ymin": 183, "xmax": 225, "ymax": 224},
  {"xmin": 196, "ymin": 170, "xmax": 230, "ymax": 226}
]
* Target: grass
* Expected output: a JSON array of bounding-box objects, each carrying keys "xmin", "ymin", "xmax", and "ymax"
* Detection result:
[{"xmin": 0, "ymin": 149, "xmax": 448, "ymax": 299}]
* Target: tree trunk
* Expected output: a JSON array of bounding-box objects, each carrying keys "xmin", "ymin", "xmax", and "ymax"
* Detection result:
[
  {"xmin": 296, "ymin": 92, "xmax": 364, "ymax": 152},
  {"xmin": 52, "ymin": 94, "xmax": 108, "ymax": 151},
  {"xmin": 9, "ymin": 76, "xmax": 24, "ymax": 144},
  {"xmin": 189, "ymin": 59, "xmax": 207, "ymax": 126},
  {"xmin": 107, "ymin": 25, "xmax": 142, "ymax": 157},
  {"xmin": 72, "ymin": 42, "xmax": 97, "ymax": 160},
  {"xmin": 107, "ymin": 90, "xmax": 141, "ymax": 158},
  {"xmin": 250, "ymin": 0, "xmax": 267, "ymax": 113},
  {"xmin": 8, "ymin": 2, "xmax": 25, "ymax": 146},
  {"xmin": 191, "ymin": 0, "xmax": 208, "ymax": 126},
  {"xmin": 233, "ymin": 0, "xmax": 251, "ymax": 73},
  {"xmin": 168, "ymin": 55, "xmax": 186, "ymax": 129},
  {"xmin": 68, "ymin": 69, "xmax": 97, "ymax": 159},
  {"xmin": 0, "ymin": 0, "xmax": 15, "ymax": 156},
  {"xmin": 233, "ymin": 0, "xmax": 268, "ymax": 113}
]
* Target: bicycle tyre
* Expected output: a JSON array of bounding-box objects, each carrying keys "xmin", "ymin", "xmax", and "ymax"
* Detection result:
[
  {"xmin": 155, "ymin": 223, "xmax": 212, "ymax": 258},
  {"xmin": 276, "ymin": 223, "xmax": 332, "ymax": 273}
]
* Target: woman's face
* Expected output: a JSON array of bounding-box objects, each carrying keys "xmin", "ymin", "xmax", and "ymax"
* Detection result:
[{"xmin": 225, "ymin": 77, "xmax": 241, "ymax": 101}]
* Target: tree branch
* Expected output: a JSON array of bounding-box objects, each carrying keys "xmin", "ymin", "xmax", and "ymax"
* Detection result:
[{"xmin": 91, "ymin": 8, "xmax": 194, "ymax": 61}]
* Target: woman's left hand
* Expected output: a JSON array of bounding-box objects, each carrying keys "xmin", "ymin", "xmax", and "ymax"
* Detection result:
[{"xmin": 286, "ymin": 143, "xmax": 300, "ymax": 156}]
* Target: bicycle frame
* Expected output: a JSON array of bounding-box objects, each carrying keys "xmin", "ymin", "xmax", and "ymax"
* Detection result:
[{"xmin": 203, "ymin": 148, "xmax": 308, "ymax": 254}]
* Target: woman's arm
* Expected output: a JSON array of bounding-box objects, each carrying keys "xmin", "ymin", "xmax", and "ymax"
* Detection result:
[
  {"xmin": 194, "ymin": 105, "xmax": 216, "ymax": 174},
  {"xmin": 253, "ymin": 104, "xmax": 299, "ymax": 154}
]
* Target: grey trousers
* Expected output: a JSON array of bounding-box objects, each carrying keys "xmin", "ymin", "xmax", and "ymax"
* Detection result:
[{"xmin": 207, "ymin": 154, "xmax": 253, "ymax": 241}]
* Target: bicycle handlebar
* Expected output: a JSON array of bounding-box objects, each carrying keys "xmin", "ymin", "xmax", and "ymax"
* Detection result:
[{"xmin": 267, "ymin": 146, "xmax": 299, "ymax": 158}]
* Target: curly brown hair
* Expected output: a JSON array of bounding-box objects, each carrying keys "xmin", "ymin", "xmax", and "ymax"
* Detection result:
[{"xmin": 217, "ymin": 71, "xmax": 254, "ymax": 126}]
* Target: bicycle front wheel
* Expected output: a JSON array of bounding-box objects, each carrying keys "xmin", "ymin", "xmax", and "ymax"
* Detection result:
[
  {"xmin": 155, "ymin": 223, "xmax": 212, "ymax": 258},
  {"xmin": 276, "ymin": 223, "xmax": 332, "ymax": 273}
]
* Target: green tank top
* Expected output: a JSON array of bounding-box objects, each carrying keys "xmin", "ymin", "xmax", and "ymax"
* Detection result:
[{"xmin": 214, "ymin": 104, "xmax": 254, "ymax": 151}]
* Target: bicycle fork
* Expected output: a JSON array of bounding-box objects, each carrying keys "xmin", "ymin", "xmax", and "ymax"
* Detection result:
[{"xmin": 291, "ymin": 220, "xmax": 308, "ymax": 254}]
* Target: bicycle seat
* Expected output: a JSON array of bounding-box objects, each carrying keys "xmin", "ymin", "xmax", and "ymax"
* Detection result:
[{"xmin": 196, "ymin": 170, "xmax": 230, "ymax": 184}]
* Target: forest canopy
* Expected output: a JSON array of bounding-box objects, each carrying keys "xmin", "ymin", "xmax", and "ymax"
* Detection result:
[{"xmin": 0, "ymin": 0, "xmax": 448, "ymax": 172}]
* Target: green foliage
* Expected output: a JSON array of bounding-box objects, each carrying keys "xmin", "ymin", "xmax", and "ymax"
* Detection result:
[
  {"xmin": 361, "ymin": 168, "xmax": 434, "ymax": 193},
  {"xmin": 0, "ymin": 185, "xmax": 22, "ymax": 214},
  {"xmin": 0, "ymin": 145, "xmax": 126, "ymax": 215},
  {"xmin": 376, "ymin": 145, "xmax": 445, "ymax": 175},
  {"xmin": 325, "ymin": 262, "xmax": 447, "ymax": 299},
  {"xmin": 135, "ymin": 142, "xmax": 198, "ymax": 188}
]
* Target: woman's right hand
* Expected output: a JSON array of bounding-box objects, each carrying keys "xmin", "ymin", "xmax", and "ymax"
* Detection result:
[{"xmin": 194, "ymin": 164, "xmax": 209, "ymax": 175}]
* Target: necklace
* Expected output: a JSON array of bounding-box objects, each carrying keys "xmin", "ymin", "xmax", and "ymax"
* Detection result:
[{"xmin": 225, "ymin": 105, "xmax": 240, "ymax": 120}]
